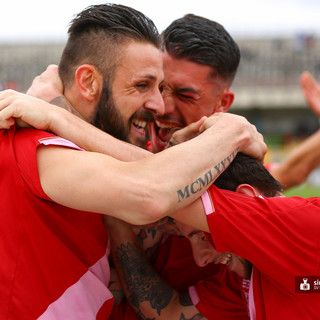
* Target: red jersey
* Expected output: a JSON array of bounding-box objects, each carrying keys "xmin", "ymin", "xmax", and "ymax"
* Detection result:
[
  {"xmin": 0, "ymin": 128, "xmax": 114, "ymax": 320},
  {"xmin": 202, "ymin": 185, "xmax": 320, "ymax": 320},
  {"xmin": 110, "ymin": 235, "xmax": 249, "ymax": 319}
]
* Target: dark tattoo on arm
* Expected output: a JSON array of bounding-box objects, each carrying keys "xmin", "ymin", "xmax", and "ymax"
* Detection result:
[
  {"xmin": 177, "ymin": 150, "xmax": 237, "ymax": 203},
  {"xmin": 179, "ymin": 292, "xmax": 193, "ymax": 306},
  {"xmin": 50, "ymin": 96, "xmax": 85, "ymax": 119},
  {"xmin": 139, "ymin": 217, "xmax": 181, "ymax": 235},
  {"xmin": 114, "ymin": 242, "xmax": 174, "ymax": 316},
  {"xmin": 178, "ymin": 293, "xmax": 205, "ymax": 319}
]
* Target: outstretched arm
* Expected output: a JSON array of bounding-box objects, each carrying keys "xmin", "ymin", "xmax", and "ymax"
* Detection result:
[
  {"xmin": 270, "ymin": 129, "xmax": 320, "ymax": 189},
  {"xmin": 0, "ymin": 91, "xmax": 266, "ymax": 162},
  {"xmin": 0, "ymin": 90, "xmax": 149, "ymax": 161},
  {"xmin": 0, "ymin": 90, "xmax": 266, "ymax": 224},
  {"xmin": 270, "ymin": 71, "xmax": 320, "ymax": 189},
  {"xmin": 105, "ymin": 216, "xmax": 207, "ymax": 320}
]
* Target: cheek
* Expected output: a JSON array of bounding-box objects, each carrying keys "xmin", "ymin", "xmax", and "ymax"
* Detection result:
[
  {"xmin": 115, "ymin": 96, "xmax": 141, "ymax": 120},
  {"xmin": 178, "ymin": 104, "xmax": 210, "ymax": 125}
]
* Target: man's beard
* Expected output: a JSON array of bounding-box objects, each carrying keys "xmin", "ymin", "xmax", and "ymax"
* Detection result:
[{"xmin": 93, "ymin": 82, "xmax": 129, "ymax": 142}]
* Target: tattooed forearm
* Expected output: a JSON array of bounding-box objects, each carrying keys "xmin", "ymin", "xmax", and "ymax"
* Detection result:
[
  {"xmin": 177, "ymin": 150, "xmax": 237, "ymax": 203},
  {"xmin": 179, "ymin": 292, "xmax": 193, "ymax": 307},
  {"xmin": 138, "ymin": 217, "xmax": 181, "ymax": 235},
  {"xmin": 114, "ymin": 242, "xmax": 174, "ymax": 316}
]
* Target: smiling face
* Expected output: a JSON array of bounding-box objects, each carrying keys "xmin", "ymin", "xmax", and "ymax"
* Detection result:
[
  {"xmin": 176, "ymin": 221, "xmax": 252, "ymax": 279},
  {"xmin": 148, "ymin": 52, "xmax": 233, "ymax": 152},
  {"xmin": 111, "ymin": 41, "xmax": 165, "ymax": 148}
]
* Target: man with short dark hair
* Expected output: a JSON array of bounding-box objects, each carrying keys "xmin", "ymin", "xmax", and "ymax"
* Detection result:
[
  {"xmin": 150, "ymin": 14, "xmax": 240, "ymax": 153},
  {"xmin": 101, "ymin": 15, "xmax": 253, "ymax": 319}
]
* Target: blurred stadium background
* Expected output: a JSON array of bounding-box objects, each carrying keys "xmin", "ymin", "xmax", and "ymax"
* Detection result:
[{"xmin": 0, "ymin": 33, "xmax": 319, "ymax": 196}]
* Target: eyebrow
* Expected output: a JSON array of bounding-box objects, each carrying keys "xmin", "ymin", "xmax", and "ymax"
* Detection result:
[
  {"xmin": 188, "ymin": 230, "xmax": 202, "ymax": 238},
  {"xmin": 176, "ymin": 86, "xmax": 200, "ymax": 96},
  {"xmin": 140, "ymin": 74, "xmax": 165, "ymax": 84}
]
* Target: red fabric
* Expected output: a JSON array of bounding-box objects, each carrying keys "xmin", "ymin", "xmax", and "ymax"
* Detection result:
[
  {"xmin": 206, "ymin": 184, "xmax": 320, "ymax": 320},
  {"xmin": 0, "ymin": 128, "xmax": 113, "ymax": 320}
]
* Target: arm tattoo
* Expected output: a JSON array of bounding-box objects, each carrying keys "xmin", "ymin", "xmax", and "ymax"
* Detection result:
[
  {"xmin": 177, "ymin": 150, "xmax": 237, "ymax": 203},
  {"xmin": 179, "ymin": 292, "xmax": 193, "ymax": 306},
  {"xmin": 178, "ymin": 293, "xmax": 205, "ymax": 320},
  {"xmin": 140, "ymin": 217, "xmax": 181, "ymax": 235},
  {"xmin": 50, "ymin": 96, "xmax": 85, "ymax": 118},
  {"xmin": 114, "ymin": 242, "xmax": 174, "ymax": 316}
]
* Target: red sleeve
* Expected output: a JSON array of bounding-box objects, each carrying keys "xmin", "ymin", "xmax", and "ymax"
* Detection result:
[
  {"xmin": 13, "ymin": 128, "xmax": 82, "ymax": 200},
  {"xmin": 204, "ymin": 185, "xmax": 320, "ymax": 291}
]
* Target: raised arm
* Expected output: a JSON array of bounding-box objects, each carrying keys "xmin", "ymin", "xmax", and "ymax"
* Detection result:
[
  {"xmin": 36, "ymin": 111, "xmax": 257, "ymax": 225},
  {"xmin": 0, "ymin": 90, "xmax": 150, "ymax": 161},
  {"xmin": 0, "ymin": 90, "xmax": 266, "ymax": 163},
  {"xmin": 300, "ymin": 71, "xmax": 320, "ymax": 117},
  {"xmin": 270, "ymin": 129, "xmax": 320, "ymax": 189},
  {"xmin": 0, "ymin": 90, "xmax": 266, "ymax": 224},
  {"xmin": 269, "ymin": 71, "xmax": 320, "ymax": 189}
]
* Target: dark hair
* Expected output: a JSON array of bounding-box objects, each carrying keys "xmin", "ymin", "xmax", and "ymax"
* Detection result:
[
  {"xmin": 214, "ymin": 153, "xmax": 283, "ymax": 197},
  {"xmin": 162, "ymin": 14, "xmax": 240, "ymax": 84},
  {"xmin": 59, "ymin": 3, "xmax": 160, "ymax": 88}
]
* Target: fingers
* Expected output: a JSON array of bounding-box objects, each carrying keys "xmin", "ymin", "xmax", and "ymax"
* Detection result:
[
  {"xmin": 300, "ymin": 71, "xmax": 320, "ymax": 117},
  {"xmin": 167, "ymin": 117, "xmax": 207, "ymax": 147},
  {"xmin": 26, "ymin": 64, "xmax": 62, "ymax": 100}
]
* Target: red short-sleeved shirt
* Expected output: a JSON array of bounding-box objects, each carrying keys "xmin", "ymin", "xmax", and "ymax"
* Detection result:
[
  {"xmin": 203, "ymin": 185, "xmax": 320, "ymax": 320},
  {"xmin": 0, "ymin": 128, "xmax": 114, "ymax": 320}
]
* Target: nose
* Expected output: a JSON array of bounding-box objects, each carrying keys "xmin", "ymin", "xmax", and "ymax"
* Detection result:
[
  {"xmin": 161, "ymin": 87, "xmax": 175, "ymax": 115},
  {"xmin": 145, "ymin": 88, "xmax": 165, "ymax": 116},
  {"xmin": 193, "ymin": 248, "xmax": 214, "ymax": 267}
]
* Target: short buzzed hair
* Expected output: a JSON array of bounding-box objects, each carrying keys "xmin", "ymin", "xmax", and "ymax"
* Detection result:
[
  {"xmin": 162, "ymin": 14, "xmax": 240, "ymax": 84},
  {"xmin": 59, "ymin": 3, "xmax": 161, "ymax": 89},
  {"xmin": 214, "ymin": 153, "xmax": 283, "ymax": 197}
]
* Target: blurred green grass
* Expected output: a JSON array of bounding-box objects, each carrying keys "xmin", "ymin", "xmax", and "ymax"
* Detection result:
[{"xmin": 284, "ymin": 183, "xmax": 320, "ymax": 198}]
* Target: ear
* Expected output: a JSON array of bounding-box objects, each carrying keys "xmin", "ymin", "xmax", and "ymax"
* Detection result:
[
  {"xmin": 235, "ymin": 184, "xmax": 259, "ymax": 197},
  {"xmin": 75, "ymin": 64, "xmax": 103, "ymax": 102},
  {"xmin": 216, "ymin": 90, "xmax": 234, "ymax": 113}
]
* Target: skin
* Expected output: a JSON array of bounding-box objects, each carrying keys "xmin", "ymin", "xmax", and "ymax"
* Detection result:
[
  {"xmin": 269, "ymin": 71, "xmax": 320, "ymax": 189},
  {"xmin": 0, "ymin": 37, "xmax": 265, "ymax": 320},
  {"xmin": 111, "ymin": 42, "xmax": 165, "ymax": 148},
  {"xmin": 175, "ymin": 220, "xmax": 252, "ymax": 280},
  {"xmin": 31, "ymin": 42, "xmax": 165, "ymax": 150},
  {"xmin": 109, "ymin": 52, "xmax": 239, "ymax": 318},
  {"xmin": 0, "ymin": 90, "xmax": 265, "ymax": 225},
  {"xmin": 149, "ymin": 52, "xmax": 234, "ymax": 152},
  {"xmin": 300, "ymin": 71, "xmax": 320, "ymax": 116}
]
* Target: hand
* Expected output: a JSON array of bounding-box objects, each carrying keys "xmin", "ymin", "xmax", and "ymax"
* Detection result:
[
  {"xmin": 0, "ymin": 89, "xmax": 62, "ymax": 130},
  {"xmin": 300, "ymin": 71, "xmax": 320, "ymax": 117},
  {"xmin": 165, "ymin": 117, "xmax": 207, "ymax": 148},
  {"xmin": 26, "ymin": 64, "xmax": 63, "ymax": 102},
  {"xmin": 199, "ymin": 112, "xmax": 267, "ymax": 163}
]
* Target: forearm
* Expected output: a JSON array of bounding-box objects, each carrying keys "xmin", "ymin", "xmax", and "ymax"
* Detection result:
[
  {"xmin": 106, "ymin": 218, "xmax": 205, "ymax": 319},
  {"xmin": 270, "ymin": 129, "xmax": 320, "ymax": 189},
  {"xmin": 48, "ymin": 106, "xmax": 150, "ymax": 161},
  {"xmin": 142, "ymin": 116, "xmax": 258, "ymax": 218},
  {"xmin": 0, "ymin": 90, "xmax": 150, "ymax": 161}
]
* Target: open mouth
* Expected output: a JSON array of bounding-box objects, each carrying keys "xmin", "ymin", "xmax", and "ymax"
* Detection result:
[
  {"xmin": 154, "ymin": 119, "xmax": 182, "ymax": 142},
  {"xmin": 132, "ymin": 118, "xmax": 147, "ymax": 135},
  {"xmin": 217, "ymin": 253, "xmax": 231, "ymax": 266}
]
